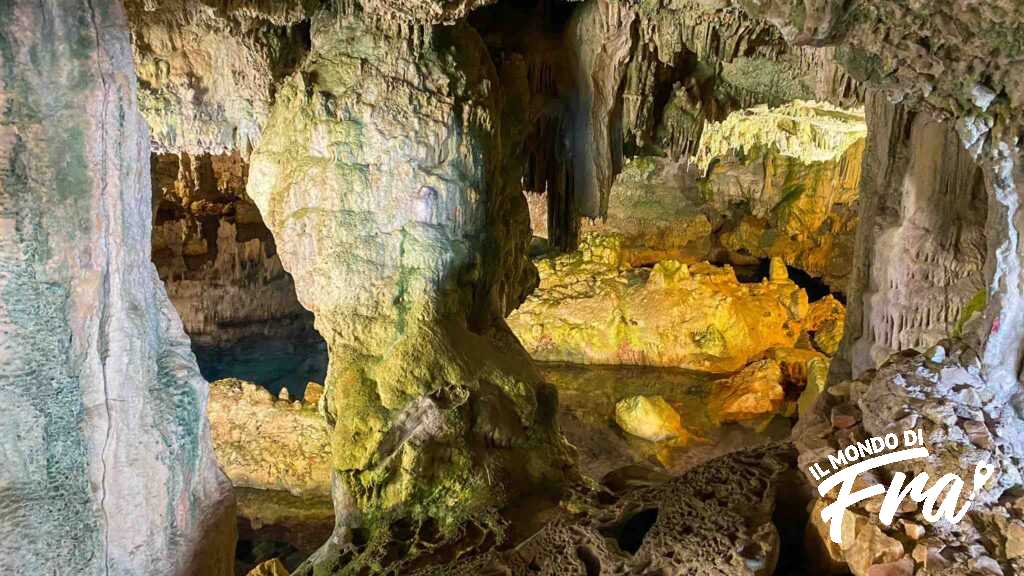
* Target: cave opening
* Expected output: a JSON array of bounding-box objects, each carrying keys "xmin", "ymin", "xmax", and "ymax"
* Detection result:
[
  {"xmin": 150, "ymin": 151, "xmax": 328, "ymax": 399},
  {"xmin": 733, "ymin": 257, "xmax": 844, "ymax": 303}
]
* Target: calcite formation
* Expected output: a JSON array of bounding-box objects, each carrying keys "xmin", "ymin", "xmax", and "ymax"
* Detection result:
[
  {"xmin": 508, "ymin": 237, "xmax": 808, "ymax": 372},
  {"xmin": 836, "ymin": 91, "xmax": 988, "ymax": 378},
  {"xmin": 125, "ymin": 0, "xmax": 314, "ymax": 155},
  {"xmin": 0, "ymin": 1, "xmax": 233, "ymax": 573},
  {"xmin": 10, "ymin": 0, "xmax": 1024, "ymax": 575},
  {"xmin": 693, "ymin": 100, "xmax": 866, "ymax": 174},
  {"xmin": 705, "ymin": 104, "xmax": 865, "ymax": 289},
  {"xmin": 207, "ymin": 379, "xmax": 331, "ymax": 497},
  {"xmin": 245, "ymin": 9, "xmax": 572, "ymax": 572},
  {"xmin": 709, "ymin": 359, "xmax": 786, "ymax": 423}
]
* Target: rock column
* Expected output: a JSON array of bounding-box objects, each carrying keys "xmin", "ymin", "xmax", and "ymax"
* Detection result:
[
  {"xmin": 0, "ymin": 0, "xmax": 233, "ymax": 574},
  {"xmin": 246, "ymin": 10, "xmax": 573, "ymax": 571}
]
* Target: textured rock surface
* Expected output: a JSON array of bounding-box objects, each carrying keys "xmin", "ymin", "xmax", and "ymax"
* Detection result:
[
  {"xmin": 709, "ymin": 359, "xmax": 785, "ymax": 423},
  {"xmin": 577, "ymin": 100, "xmax": 865, "ymax": 289},
  {"xmin": 246, "ymin": 9, "xmax": 572, "ymax": 571},
  {"xmin": 408, "ymin": 443, "xmax": 794, "ymax": 575},
  {"xmin": 151, "ymin": 152, "xmax": 327, "ymax": 393},
  {"xmin": 733, "ymin": 0, "xmax": 1024, "ymax": 129},
  {"xmin": 508, "ymin": 237, "xmax": 809, "ymax": 372},
  {"xmin": 125, "ymin": 0, "xmax": 313, "ymax": 155},
  {"xmin": 795, "ymin": 341, "xmax": 1024, "ymax": 575},
  {"xmin": 208, "ymin": 378, "xmax": 331, "ymax": 496},
  {"xmin": 0, "ymin": 0, "xmax": 233, "ymax": 573},
  {"xmin": 693, "ymin": 100, "xmax": 865, "ymax": 174}
]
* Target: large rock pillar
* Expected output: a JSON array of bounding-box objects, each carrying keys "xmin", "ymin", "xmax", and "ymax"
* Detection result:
[
  {"xmin": 246, "ymin": 11, "xmax": 573, "ymax": 572},
  {"xmin": 0, "ymin": 0, "xmax": 233, "ymax": 574}
]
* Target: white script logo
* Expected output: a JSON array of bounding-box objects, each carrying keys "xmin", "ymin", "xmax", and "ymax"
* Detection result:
[{"xmin": 809, "ymin": 429, "xmax": 995, "ymax": 545}]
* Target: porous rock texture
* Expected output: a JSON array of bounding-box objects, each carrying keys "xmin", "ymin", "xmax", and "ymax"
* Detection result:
[
  {"xmin": 245, "ymin": 8, "xmax": 573, "ymax": 572},
  {"xmin": 151, "ymin": 152, "xmax": 327, "ymax": 393},
  {"xmin": 408, "ymin": 443, "xmax": 795, "ymax": 575},
  {"xmin": 795, "ymin": 340, "xmax": 1024, "ymax": 575},
  {"xmin": 0, "ymin": 0, "xmax": 233, "ymax": 574},
  {"xmin": 507, "ymin": 236, "xmax": 810, "ymax": 372}
]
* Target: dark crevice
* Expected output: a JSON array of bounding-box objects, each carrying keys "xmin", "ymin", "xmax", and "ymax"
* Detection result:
[
  {"xmin": 601, "ymin": 507, "xmax": 659, "ymax": 554},
  {"xmin": 734, "ymin": 257, "xmax": 844, "ymax": 303}
]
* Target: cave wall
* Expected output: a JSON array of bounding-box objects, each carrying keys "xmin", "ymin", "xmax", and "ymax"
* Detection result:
[
  {"xmin": 835, "ymin": 90, "xmax": 988, "ymax": 378},
  {"xmin": 0, "ymin": 0, "xmax": 233, "ymax": 573},
  {"xmin": 126, "ymin": 0, "xmax": 314, "ymax": 155}
]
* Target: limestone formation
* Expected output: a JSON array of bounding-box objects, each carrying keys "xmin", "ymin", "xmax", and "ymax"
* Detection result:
[
  {"xmin": 208, "ymin": 378, "xmax": 332, "ymax": 497},
  {"xmin": 12, "ymin": 1, "xmax": 1024, "ymax": 575},
  {"xmin": 836, "ymin": 91, "xmax": 988, "ymax": 378},
  {"xmin": 0, "ymin": 1, "xmax": 233, "ymax": 573},
  {"xmin": 709, "ymin": 360, "xmax": 786, "ymax": 423},
  {"xmin": 805, "ymin": 295, "xmax": 845, "ymax": 356},
  {"xmin": 245, "ymin": 9, "xmax": 572, "ymax": 572},
  {"xmin": 694, "ymin": 100, "xmax": 866, "ymax": 174},
  {"xmin": 705, "ymin": 103, "xmax": 865, "ymax": 290},
  {"xmin": 508, "ymin": 235, "xmax": 809, "ymax": 372},
  {"xmin": 125, "ymin": 0, "xmax": 314, "ymax": 155},
  {"xmin": 577, "ymin": 101, "xmax": 865, "ymax": 289}
]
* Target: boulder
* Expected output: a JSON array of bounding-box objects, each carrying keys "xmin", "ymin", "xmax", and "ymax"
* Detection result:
[{"xmin": 614, "ymin": 396, "xmax": 688, "ymax": 442}]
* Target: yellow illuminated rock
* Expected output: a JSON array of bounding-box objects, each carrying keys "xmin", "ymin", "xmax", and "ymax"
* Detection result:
[
  {"xmin": 247, "ymin": 558, "xmax": 290, "ymax": 576},
  {"xmin": 798, "ymin": 356, "xmax": 831, "ymax": 419},
  {"xmin": 694, "ymin": 101, "xmax": 867, "ymax": 174},
  {"xmin": 507, "ymin": 235, "xmax": 808, "ymax": 373},
  {"xmin": 805, "ymin": 295, "xmax": 846, "ymax": 355},
  {"xmin": 614, "ymin": 395, "xmax": 688, "ymax": 442},
  {"xmin": 766, "ymin": 347, "xmax": 828, "ymax": 386},
  {"xmin": 207, "ymin": 379, "xmax": 332, "ymax": 497},
  {"xmin": 709, "ymin": 360, "xmax": 786, "ymax": 422}
]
